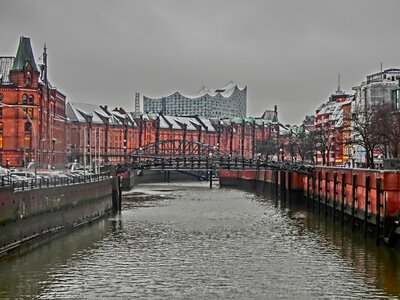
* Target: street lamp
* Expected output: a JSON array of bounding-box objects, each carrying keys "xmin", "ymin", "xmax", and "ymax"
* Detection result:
[
  {"xmin": 138, "ymin": 147, "xmax": 143, "ymax": 165},
  {"xmin": 279, "ymin": 148, "xmax": 283, "ymax": 162},
  {"xmin": 1, "ymin": 103, "xmax": 37, "ymax": 177},
  {"xmin": 208, "ymin": 151, "xmax": 213, "ymax": 181}
]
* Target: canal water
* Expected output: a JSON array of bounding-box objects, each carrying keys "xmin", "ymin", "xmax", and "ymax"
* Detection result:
[{"xmin": 0, "ymin": 181, "xmax": 399, "ymax": 299}]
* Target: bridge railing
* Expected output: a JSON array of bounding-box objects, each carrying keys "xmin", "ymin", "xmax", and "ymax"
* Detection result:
[{"xmin": 120, "ymin": 155, "xmax": 314, "ymax": 175}]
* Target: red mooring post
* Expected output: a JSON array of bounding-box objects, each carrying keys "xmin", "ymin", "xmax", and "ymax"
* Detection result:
[
  {"xmin": 364, "ymin": 175, "xmax": 370, "ymax": 239},
  {"xmin": 341, "ymin": 173, "xmax": 346, "ymax": 226},
  {"xmin": 333, "ymin": 172, "xmax": 337, "ymax": 222},
  {"xmin": 351, "ymin": 174, "xmax": 357, "ymax": 232},
  {"xmin": 375, "ymin": 178, "xmax": 382, "ymax": 245}
]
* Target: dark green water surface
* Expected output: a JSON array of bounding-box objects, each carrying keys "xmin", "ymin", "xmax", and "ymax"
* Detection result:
[{"xmin": 0, "ymin": 182, "xmax": 399, "ymax": 299}]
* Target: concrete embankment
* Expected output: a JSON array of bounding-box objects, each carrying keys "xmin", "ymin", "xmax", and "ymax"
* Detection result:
[
  {"xmin": 219, "ymin": 167, "xmax": 400, "ymax": 249},
  {"xmin": 0, "ymin": 175, "xmax": 121, "ymax": 257}
]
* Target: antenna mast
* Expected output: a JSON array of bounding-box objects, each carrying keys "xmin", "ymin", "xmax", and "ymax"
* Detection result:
[{"xmin": 336, "ymin": 73, "xmax": 343, "ymax": 94}]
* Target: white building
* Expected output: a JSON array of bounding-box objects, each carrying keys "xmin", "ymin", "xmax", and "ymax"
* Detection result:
[
  {"xmin": 143, "ymin": 81, "xmax": 247, "ymax": 119},
  {"xmin": 352, "ymin": 68, "xmax": 400, "ymax": 108},
  {"xmin": 350, "ymin": 68, "xmax": 400, "ymax": 167}
]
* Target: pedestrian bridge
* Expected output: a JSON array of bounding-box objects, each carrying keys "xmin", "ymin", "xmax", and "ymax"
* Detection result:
[{"xmin": 120, "ymin": 140, "xmax": 312, "ymax": 175}]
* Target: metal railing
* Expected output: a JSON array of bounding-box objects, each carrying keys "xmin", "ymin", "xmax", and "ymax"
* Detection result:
[
  {"xmin": 117, "ymin": 156, "xmax": 315, "ymax": 176},
  {"xmin": 0, "ymin": 172, "xmax": 112, "ymax": 191}
]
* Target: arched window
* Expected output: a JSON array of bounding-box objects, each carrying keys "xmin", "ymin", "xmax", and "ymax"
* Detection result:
[
  {"xmin": 22, "ymin": 94, "xmax": 28, "ymax": 104},
  {"xmin": 28, "ymin": 95, "xmax": 34, "ymax": 105},
  {"xmin": 0, "ymin": 94, "xmax": 3, "ymax": 103},
  {"xmin": 24, "ymin": 122, "xmax": 32, "ymax": 133}
]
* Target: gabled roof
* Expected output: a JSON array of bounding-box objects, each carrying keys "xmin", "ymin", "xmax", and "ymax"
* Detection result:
[
  {"xmin": 173, "ymin": 116, "xmax": 198, "ymax": 131},
  {"xmin": 195, "ymin": 116, "xmax": 216, "ymax": 132},
  {"xmin": 161, "ymin": 115, "xmax": 184, "ymax": 130},
  {"xmin": 11, "ymin": 37, "xmax": 38, "ymax": 72},
  {"xmin": 261, "ymin": 110, "xmax": 278, "ymax": 122},
  {"xmin": 66, "ymin": 102, "xmax": 116, "ymax": 125}
]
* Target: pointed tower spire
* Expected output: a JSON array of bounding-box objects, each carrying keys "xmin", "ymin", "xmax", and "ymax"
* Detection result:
[{"xmin": 11, "ymin": 36, "xmax": 38, "ymax": 72}]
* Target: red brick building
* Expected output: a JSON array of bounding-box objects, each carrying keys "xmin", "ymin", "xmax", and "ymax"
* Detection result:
[
  {"xmin": 314, "ymin": 91, "xmax": 352, "ymax": 166},
  {"xmin": 0, "ymin": 37, "xmax": 67, "ymax": 168},
  {"xmin": 0, "ymin": 37, "xmax": 287, "ymax": 169}
]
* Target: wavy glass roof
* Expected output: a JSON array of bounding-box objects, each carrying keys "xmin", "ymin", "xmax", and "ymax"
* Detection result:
[{"xmin": 146, "ymin": 81, "xmax": 246, "ymax": 100}]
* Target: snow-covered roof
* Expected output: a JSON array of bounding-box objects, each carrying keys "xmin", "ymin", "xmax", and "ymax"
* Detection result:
[
  {"xmin": 161, "ymin": 115, "xmax": 183, "ymax": 130},
  {"xmin": 67, "ymin": 102, "xmax": 121, "ymax": 125},
  {"xmin": 173, "ymin": 116, "xmax": 198, "ymax": 131},
  {"xmin": 315, "ymin": 98, "xmax": 352, "ymax": 129},
  {"xmin": 195, "ymin": 116, "xmax": 216, "ymax": 132}
]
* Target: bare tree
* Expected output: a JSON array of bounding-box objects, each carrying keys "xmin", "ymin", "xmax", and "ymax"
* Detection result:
[
  {"xmin": 296, "ymin": 130, "xmax": 316, "ymax": 163},
  {"xmin": 284, "ymin": 129, "xmax": 298, "ymax": 162},
  {"xmin": 255, "ymin": 137, "xmax": 278, "ymax": 161},
  {"xmin": 314, "ymin": 125, "xmax": 332, "ymax": 165},
  {"xmin": 350, "ymin": 104, "xmax": 382, "ymax": 168},
  {"xmin": 371, "ymin": 103, "xmax": 400, "ymax": 158}
]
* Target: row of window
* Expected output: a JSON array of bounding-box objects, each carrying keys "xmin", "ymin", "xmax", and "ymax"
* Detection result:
[
  {"xmin": 0, "ymin": 93, "xmax": 35, "ymax": 104},
  {"xmin": 0, "ymin": 122, "xmax": 32, "ymax": 150}
]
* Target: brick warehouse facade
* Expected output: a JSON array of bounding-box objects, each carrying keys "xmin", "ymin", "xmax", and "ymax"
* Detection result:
[
  {"xmin": 0, "ymin": 37, "xmax": 66, "ymax": 168},
  {"xmin": 64, "ymin": 102, "xmax": 284, "ymax": 166},
  {"xmin": 0, "ymin": 37, "xmax": 290, "ymax": 169}
]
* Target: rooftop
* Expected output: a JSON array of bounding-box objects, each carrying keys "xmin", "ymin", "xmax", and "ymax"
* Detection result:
[{"xmin": 11, "ymin": 36, "xmax": 38, "ymax": 73}]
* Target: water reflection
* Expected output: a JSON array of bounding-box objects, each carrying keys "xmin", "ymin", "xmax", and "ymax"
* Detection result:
[
  {"xmin": 0, "ymin": 182, "xmax": 398, "ymax": 299},
  {"xmin": 299, "ymin": 204, "xmax": 400, "ymax": 297},
  {"xmin": 0, "ymin": 219, "xmax": 112, "ymax": 298}
]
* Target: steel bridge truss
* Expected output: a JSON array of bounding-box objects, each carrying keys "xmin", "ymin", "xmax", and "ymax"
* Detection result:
[
  {"xmin": 122, "ymin": 140, "xmax": 313, "ymax": 175},
  {"xmin": 130, "ymin": 139, "xmax": 228, "ymax": 160}
]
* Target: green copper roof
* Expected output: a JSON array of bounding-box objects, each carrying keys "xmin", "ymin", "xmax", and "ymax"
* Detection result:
[{"xmin": 11, "ymin": 36, "xmax": 38, "ymax": 72}]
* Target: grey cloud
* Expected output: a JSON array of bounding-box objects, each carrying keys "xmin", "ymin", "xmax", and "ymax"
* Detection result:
[{"xmin": 1, "ymin": 0, "xmax": 400, "ymax": 123}]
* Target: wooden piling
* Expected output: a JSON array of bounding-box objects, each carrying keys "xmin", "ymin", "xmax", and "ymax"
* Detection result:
[
  {"xmin": 351, "ymin": 174, "xmax": 357, "ymax": 231},
  {"xmin": 306, "ymin": 174, "xmax": 310, "ymax": 209},
  {"xmin": 318, "ymin": 171, "xmax": 322, "ymax": 214},
  {"xmin": 282, "ymin": 170, "xmax": 286, "ymax": 200},
  {"xmin": 376, "ymin": 178, "xmax": 382, "ymax": 245},
  {"xmin": 325, "ymin": 172, "xmax": 329, "ymax": 218},
  {"xmin": 312, "ymin": 174, "xmax": 316, "ymax": 212},
  {"xmin": 341, "ymin": 173, "xmax": 346, "ymax": 226},
  {"xmin": 333, "ymin": 172, "xmax": 337, "ymax": 222},
  {"xmin": 364, "ymin": 175, "xmax": 370, "ymax": 239}
]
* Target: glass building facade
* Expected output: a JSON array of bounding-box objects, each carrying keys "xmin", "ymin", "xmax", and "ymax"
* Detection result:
[{"xmin": 144, "ymin": 82, "xmax": 247, "ymax": 118}]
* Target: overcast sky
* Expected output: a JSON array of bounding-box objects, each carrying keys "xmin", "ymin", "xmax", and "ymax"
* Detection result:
[{"xmin": 1, "ymin": 0, "xmax": 399, "ymax": 124}]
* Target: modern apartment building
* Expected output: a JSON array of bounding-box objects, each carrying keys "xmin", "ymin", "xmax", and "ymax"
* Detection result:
[{"xmin": 352, "ymin": 68, "xmax": 400, "ymax": 108}]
